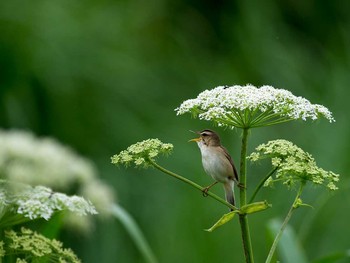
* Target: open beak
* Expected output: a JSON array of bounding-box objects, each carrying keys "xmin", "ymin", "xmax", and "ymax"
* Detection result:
[
  {"xmin": 189, "ymin": 137, "xmax": 201, "ymax": 142},
  {"xmin": 189, "ymin": 130, "xmax": 201, "ymax": 142}
]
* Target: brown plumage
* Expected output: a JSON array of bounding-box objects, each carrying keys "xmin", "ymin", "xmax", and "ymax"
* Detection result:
[{"xmin": 190, "ymin": 129, "xmax": 239, "ymax": 207}]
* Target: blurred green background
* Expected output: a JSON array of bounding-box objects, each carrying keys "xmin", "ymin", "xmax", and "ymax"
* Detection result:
[{"xmin": 0, "ymin": 1, "xmax": 349, "ymax": 262}]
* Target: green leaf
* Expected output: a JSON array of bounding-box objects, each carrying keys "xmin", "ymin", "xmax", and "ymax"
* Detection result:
[
  {"xmin": 293, "ymin": 198, "xmax": 314, "ymax": 209},
  {"xmin": 205, "ymin": 211, "xmax": 238, "ymax": 232},
  {"xmin": 240, "ymin": 201, "xmax": 271, "ymax": 214},
  {"xmin": 267, "ymin": 218, "xmax": 308, "ymax": 263}
]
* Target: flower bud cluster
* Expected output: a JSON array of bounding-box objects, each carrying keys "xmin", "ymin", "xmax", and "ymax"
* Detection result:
[
  {"xmin": 111, "ymin": 139, "xmax": 173, "ymax": 168},
  {"xmin": 4, "ymin": 227, "xmax": 81, "ymax": 262},
  {"xmin": 248, "ymin": 139, "xmax": 339, "ymax": 190}
]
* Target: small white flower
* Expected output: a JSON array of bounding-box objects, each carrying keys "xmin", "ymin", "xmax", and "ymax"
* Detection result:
[
  {"xmin": 111, "ymin": 139, "xmax": 173, "ymax": 168},
  {"xmin": 7, "ymin": 185, "xmax": 98, "ymax": 220},
  {"xmin": 271, "ymin": 157, "xmax": 282, "ymax": 167},
  {"xmin": 0, "ymin": 129, "xmax": 116, "ymax": 230},
  {"xmin": 61, "ymin": 195, "xmax": 97, "ymax": 216},
  {"xmin": 80, "ymin": 180, "xmax": 115, "ymax": 216},
  {"xmin": 248, "ymin": 139, "xmax": 340, "ymax": 190},
  {"xmin": 175, "ymin": 84, "xmax": 335, "ymax": 128},
  {"xmin": 0, "ymin": 130, "xmax": 97, "ymax": 190}
]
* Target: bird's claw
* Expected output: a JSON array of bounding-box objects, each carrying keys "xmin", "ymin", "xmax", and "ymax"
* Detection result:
[
  {"xmin": 237, "ymin": 182, "xmax": 246, "ymax": 189},
  {"xmin": 202, "ymin": 187, "xmax": 210, "ymax": 197}
]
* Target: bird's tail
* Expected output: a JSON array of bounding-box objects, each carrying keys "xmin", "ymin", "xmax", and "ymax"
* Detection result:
[{"xmin": 223, "ymin": 181, "xmax": 235, "ymax": 210}]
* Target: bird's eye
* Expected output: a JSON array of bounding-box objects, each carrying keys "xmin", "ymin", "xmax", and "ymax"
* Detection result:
[{"xmin": 201, "ymin": 133, "xmax": 208, "ymax": 136}]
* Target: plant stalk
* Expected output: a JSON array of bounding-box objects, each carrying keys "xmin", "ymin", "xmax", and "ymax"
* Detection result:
[
  {"xmin": 265, "ymin": 182, "xmax": 305, "ymax": 263},
  {"xmin": 249, "ymin": 167, "xmax": 278, "ymax": 203},
  {"xmin": 148, "ymin": 159, "xmax": 237, "ymax": 211},
  {"xmin": 111, "ymin": 204, "xmax": 158, "ymax": 263},
  {"xmin": 239, "ymin": 128, "xmax": 254, "ymax": 263}
]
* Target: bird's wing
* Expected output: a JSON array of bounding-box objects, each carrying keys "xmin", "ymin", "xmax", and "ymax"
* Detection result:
[{"xmin": 222, "ymin": 146, "xmax": 239, "ymax": 182}]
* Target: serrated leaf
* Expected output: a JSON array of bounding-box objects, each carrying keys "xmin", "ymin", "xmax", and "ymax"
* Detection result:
[
  {"xmin": 205, "ymin": 211, "xmax": 237, "ymax": 232},
  {"xmin": 240, "ymin": 201, "xmax": 271, "ymax": 214}
]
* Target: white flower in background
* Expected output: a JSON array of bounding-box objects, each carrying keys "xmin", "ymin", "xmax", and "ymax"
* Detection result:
[
  {"xmin": 0, "ymin": 129, "xmax": 116, "ymax": 230},
  {"xmin": 175, "ymin": 84, "xmax": 335, "ymax": 128},
  {"xmin": 0, "ymin": 130, "xmax": 95, "ymax": 189},
  {"xmin": 6, "ymin": 185, "xmax": 97, "ymax": 221},
  {"xmin": 81, "ymin": 180, "xmax": 115, "ymax": 215}
]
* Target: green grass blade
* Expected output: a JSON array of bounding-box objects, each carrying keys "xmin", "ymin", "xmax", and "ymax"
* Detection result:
[
  {"xmin": 267, "ymin": 218, "xmax": 308, "ymax": 263},
  {"xmin": 111, "ymin": 203, "xmax": 158, "ymax": 263}
]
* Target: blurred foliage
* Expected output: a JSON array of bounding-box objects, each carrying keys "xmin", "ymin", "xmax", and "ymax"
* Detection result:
[
  {"xmin": 267, "ymin": 218, "xmax": 308, "ymax": 263},
  {"xmin": 0, "ymin": 0, "xmax": 349, "ymax": 262}
]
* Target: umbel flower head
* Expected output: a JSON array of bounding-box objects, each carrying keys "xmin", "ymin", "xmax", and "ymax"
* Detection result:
[
  {"xmin": 248, "ymin": 139, "xmax": 339, "ymax": 190},
  {"xmin": 0, "ymin": 129, "xmax": 96, "ymax": 189},
  {"xmin": 4, "ymin": 227, "xmax": 81, "ymax": 262},
  {"xmin": 111, "ymin": 139, "xmax": 173, "ymax": 168},
  {"xmin": 175, "ymin": 85, "xmax": 335, "ymax": 128},
  {"xmin": 0, "ymin": 183, "xmax": 97, "ymax": 224},
  {"xmin": 0, "ymin": 129, "xmax": 116, "ymax": 220}
]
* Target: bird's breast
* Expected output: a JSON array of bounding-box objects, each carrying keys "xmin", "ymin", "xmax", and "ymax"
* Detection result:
[{"xmin": 199, "ymin": 146, "xmax": 233, "ymax": 183}]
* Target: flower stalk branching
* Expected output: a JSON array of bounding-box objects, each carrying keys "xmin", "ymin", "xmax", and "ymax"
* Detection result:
[{"xmin": 112, "ymin": 84, "xmax": 339, "ymax": 263}]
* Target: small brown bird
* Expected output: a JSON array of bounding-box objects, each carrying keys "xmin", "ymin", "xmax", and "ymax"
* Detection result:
[{"xmin": 190, "ymin": 129, "xmax": 239, "ymax": 207}]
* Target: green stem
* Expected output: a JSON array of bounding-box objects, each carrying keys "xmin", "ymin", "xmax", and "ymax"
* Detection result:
[
  {"xmin": 249, "ymin": 108, "xmax": 274, "ymax": 126},
  {"xmin": 239, "ymin": 128, "xmax": 254, "ymax": 263},
  {"xmin": 265, "ymin": 182, "xmax": 305, "ymax": 263},
  {"xmin": 251, "ymin": 117, "xmax": 294, "ymax": 128},
  {"xmin": 239, "ymin": 128, "xmax": 249, "ymax": 205},
  {"xmin": 249, "ymin": 167, "xmax": 278, "ymax": 203},
  {"xmin": 217, "ymin": 117, "xmax": 243, "ymax": 129},
  {"xmin": 111, "ymin": 204, "xmax": 158, "ymax": 263},
  {"xmin": 227, "ymin": 110, "xmax": 245, "ymax": 127},
  {"xmin": 148, "ymin": 159, "xmax": 237, "ymax": 211}
]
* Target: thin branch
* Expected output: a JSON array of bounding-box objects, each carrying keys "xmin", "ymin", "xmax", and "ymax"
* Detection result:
[
  {"xmin": 226, "ymin": 111, "xmax": 245, "ymax": 127},
  {"xmin": 265, "ymin": 182, "xmax": 305, "ymax": 263},
  {"xmin": 147, "ymin": 158, "xmax": 237, "ymax": 211},
  {"xmin": 217, "ymin": 117, "xmax": 243, "ymax": 128},
  {"xmin": 251, "ymin": 117, "xmax": 294, "ymax": 128},
  {"xmin": 249, "ymin": 108, "xmax": 274, "ymax": 126},
  {"xmin": 249, "ymin": 167, "xmax": 278, "ymax": 203}
]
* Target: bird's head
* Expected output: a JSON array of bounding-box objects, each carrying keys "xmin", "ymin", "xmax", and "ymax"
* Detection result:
[{"xmin": 189, "ymin": 129, "xmax": 221, "ymax": 147}]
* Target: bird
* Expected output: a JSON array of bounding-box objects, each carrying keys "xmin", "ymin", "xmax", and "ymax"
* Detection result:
[{"xmin": 189, "ymin": 129, "xmax": 239, "ymax": 208}]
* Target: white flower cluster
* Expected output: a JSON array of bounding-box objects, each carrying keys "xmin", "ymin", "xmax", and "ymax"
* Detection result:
[
  {"xmin": 111, "ymin": 139, "xmax": 173, "ymax": 168},
  {"xmin": 0, "ymin": 130, "xmax": 95, "ymax": 188},
  {"xmin": 248, "ymin": 139, "xmax": 340, "ymax": 190},
  {"xmin": 2, "ymin": 185, "xmax": 97, "ymax": 221},
  {"xmin": 0, "ymin": 130, "xmax": 115, "ymax": 218},
  {"xmin": 175, "ymin": 85, "xmax": 335, "ymax": 128}
]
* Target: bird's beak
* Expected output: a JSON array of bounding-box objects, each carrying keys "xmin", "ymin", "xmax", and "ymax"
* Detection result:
[
  {"xmin": 189, "ymin": 130, "xmax": 201, "ymax": 142},
  {"xmin": 189, "ymin": 137, "xmax": 201, "ymax": 142}
]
